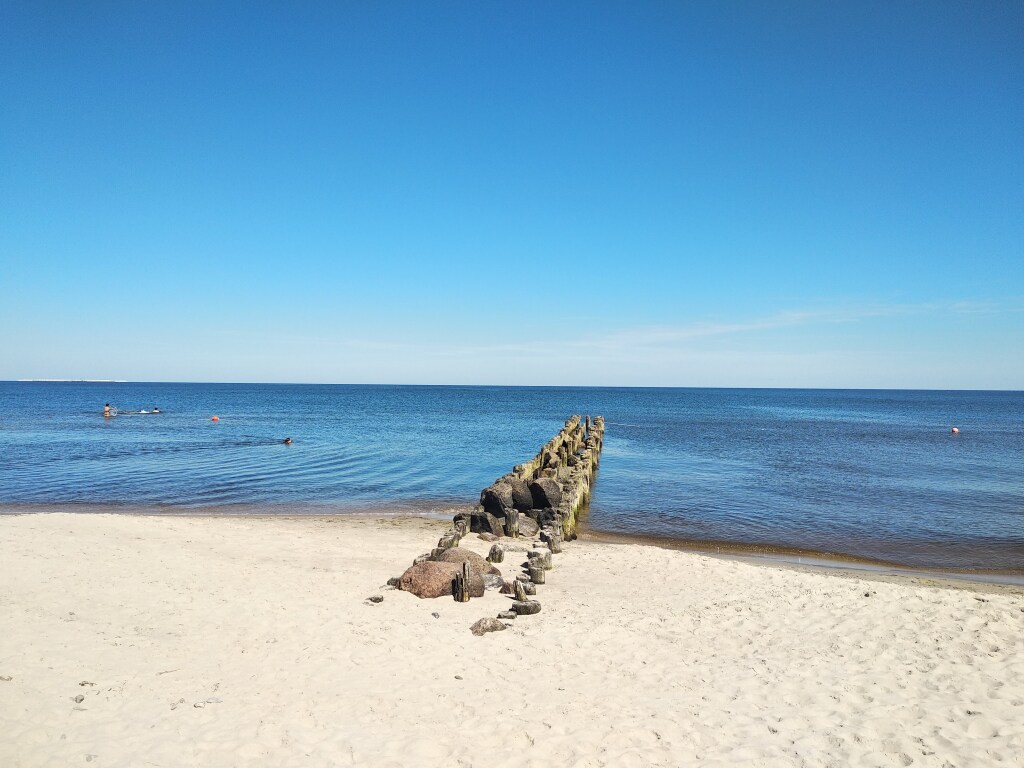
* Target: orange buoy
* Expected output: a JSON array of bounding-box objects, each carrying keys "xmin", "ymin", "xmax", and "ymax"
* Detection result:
[
  {"xmin": 211, "ymin": 416, "xmax": 220, "ymax": 422},
  {"xmin": 951, "ymin": 427, "xmax": 959, "ymax": 434}
]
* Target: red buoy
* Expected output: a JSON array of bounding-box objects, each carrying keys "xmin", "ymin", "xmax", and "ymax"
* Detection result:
[{"xmin": 211, "ymin": 416, "xmax": 220, "ymax": 422}]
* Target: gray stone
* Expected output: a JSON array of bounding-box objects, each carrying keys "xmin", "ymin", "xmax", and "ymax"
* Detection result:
[
  {"xmin": 517, "ymin": 516, "xmax": 539, "ymax": 537},
  {"xmin": 470, "ymin": 617, "xmax": 508, "ymax": 636},
  {"xmin": 482, "ymin": 573, "xmax": 505, "ymax": 590},
  {"xmin": 496, "ymin": 611, "xmax": 516, "ymax": 620},
  {"xmin": 511, "ymin": 600, "xmax": 542, "ymax": 615},
  {"xmin": 367, "ymin": 594, "xmax": 384, "ymax": 603}
]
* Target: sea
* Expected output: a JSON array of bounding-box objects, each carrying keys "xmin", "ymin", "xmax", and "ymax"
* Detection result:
[{"xmin": 1, "ymin": 382, "xmax": 1022, "ymax": 576}]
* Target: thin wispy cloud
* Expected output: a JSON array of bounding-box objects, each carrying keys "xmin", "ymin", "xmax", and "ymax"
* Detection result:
[
  {"xmin": 162, "ymin": 298, "xmax": 1020, "ymax": 388},
  {"xmin": 570, "ymin": 304, "xmax": 916, "ymax": 351},
  {"xmin": 418, "ymin": 301, "xmax": 967, "ymax": 359}
]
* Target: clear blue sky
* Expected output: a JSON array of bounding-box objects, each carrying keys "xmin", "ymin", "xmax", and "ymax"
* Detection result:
[{"xmin": 2, "ymin": 1, "xmax": 1021, "ymax": 387}]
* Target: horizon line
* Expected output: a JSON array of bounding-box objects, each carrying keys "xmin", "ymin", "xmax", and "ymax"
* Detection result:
[{"xmin": 4, "ymin": 380, "xmax": 1022, "ymax": 393}]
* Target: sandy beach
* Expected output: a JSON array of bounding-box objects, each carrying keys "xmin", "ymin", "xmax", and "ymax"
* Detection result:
[{"xmin": 2, "ymin": 512, "xmax": 1022, "ymax": 767}]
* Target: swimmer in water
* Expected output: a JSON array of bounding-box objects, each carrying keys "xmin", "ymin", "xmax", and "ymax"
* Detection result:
[
  {"xmin": 283, "ymin": 437, "xmax": 293, "ymax": 445},
  {"xmin": 103, "ymin": 403, "xmax": 112, "ymax": 417},
  {"xmin": 152, "ymin": 407, "xmax": 161, "ymax": 414}
]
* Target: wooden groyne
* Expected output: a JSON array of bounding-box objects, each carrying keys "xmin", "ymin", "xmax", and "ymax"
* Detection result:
[
  {"xmin": 386, "ymin": 416, "xmax": 604, "ymax": 629},
  {"xmin": 460, "ymin": 414, "xmax": 605, "ymax": 542}
]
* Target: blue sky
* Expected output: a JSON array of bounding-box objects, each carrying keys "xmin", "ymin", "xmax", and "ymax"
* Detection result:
[{"xmin": 2, "ymin": 1, "xmax": 1021, "ymax": 387}]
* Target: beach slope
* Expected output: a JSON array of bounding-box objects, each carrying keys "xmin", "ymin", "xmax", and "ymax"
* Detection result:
[{"xmin": 1, "ymin": 513, "xmax": 1022, "ymax": 767}]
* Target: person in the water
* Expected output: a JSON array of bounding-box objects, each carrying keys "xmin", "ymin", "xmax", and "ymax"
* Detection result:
[
  {"xmin": 152, "ymin": 407, "xmax": 161, "ymax": 414},
  {"xmin": 283, "ymin": 437, "xmax": 293, "ymax": 445},
  {"xmin": 103, "ymin": 403, "xmax": 112, "ymax": 417}
]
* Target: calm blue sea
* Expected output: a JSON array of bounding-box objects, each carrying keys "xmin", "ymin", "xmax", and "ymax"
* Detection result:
[{"xmin": 1, "ymin": 382, "xmax": 1022, "ymax": 571}]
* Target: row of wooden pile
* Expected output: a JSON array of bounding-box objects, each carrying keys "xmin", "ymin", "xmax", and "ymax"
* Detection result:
[{"xmin": 386, "ymin": 416, "xmax": 605, "ymax": 631}]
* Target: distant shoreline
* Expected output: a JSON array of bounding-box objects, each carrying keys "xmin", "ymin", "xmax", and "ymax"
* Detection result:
[{"xmin": 3, "ymin": 380, "xmax": 1022, "ymax": 392}]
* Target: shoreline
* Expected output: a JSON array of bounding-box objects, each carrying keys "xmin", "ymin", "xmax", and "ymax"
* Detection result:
[
  {"xmin": 580, "ymin": 527, "xmax": 1024, "ymax": 590},
  {"xmin": 4, "ymin": 501, "xmax": 1022, "ymax": 589}
]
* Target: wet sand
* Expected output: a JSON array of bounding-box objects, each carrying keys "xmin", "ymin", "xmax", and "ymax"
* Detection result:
[
  {"xmin": 2, "ymin": 511, "xmax": 1022, "ymax": 767},
  {"xmin": 580, "ymin": 528, "xmax": 1024, "ymax": 589}
]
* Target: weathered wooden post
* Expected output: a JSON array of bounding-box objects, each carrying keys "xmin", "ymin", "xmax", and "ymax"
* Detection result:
[
  {"xmin": 454, "ymin": 561, "xmax": 471, "ymax": 602},
  {"xmin": 514, "ymin": 579, "xmax": 527, "ymax": 602},
  {"xmin": 437, "ymin": 530, "xmax": 460, "ymax": 550},
  {"xmin": 528, "ymin": 563, "xmax": 546, "ymax": 584},
  {"xmin": 504, "ymin": 508, "xmax": 519, "ymax": 538},
  {"xmin": 441, "ymin": 413, "xmax": 605, "ymax": 611},
  {"xmin": 548, "ymin": 534, "xmax": 563, "ymax": 554},
  {"xmin": 528, "ymin": 548, "xmax": 553, "ymax": 570}
]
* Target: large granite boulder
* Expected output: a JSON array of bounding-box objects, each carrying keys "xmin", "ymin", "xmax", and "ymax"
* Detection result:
[
  {"xmin": 508, "ymin": 476, "xmax": 533, "ymax": 511},
  {"xmin": 398, "ymin": 561, "xmax": 484, "ymax": 599},
  {"xmin": 436, "ymin": 547, "xmax": 500, "ymax": 576},
  {"xmin": 529, "ymin": 478, "xmax": 562, "ymax": 509},
  {"xmin": 480, "ymin": 482, "xmax": 514, "ymax": 516}
]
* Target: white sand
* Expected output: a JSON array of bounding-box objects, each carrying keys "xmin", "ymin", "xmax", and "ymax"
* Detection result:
[{"xmin": 2, "ymin": 512, "xmax": 1022, "ymax": 767}]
